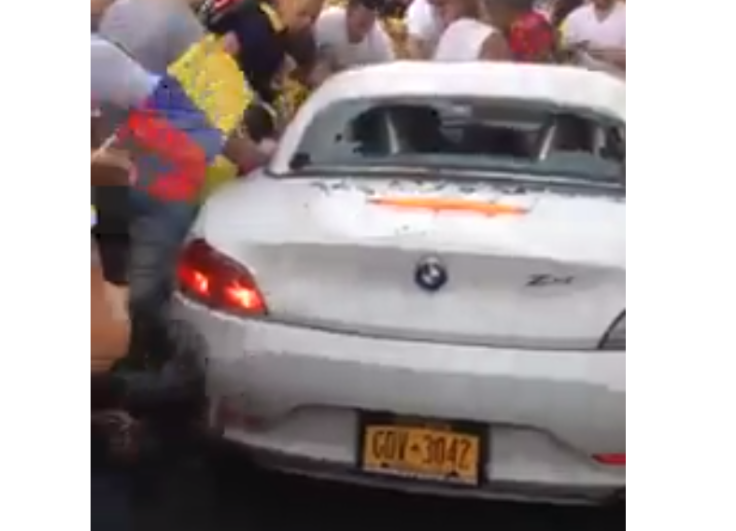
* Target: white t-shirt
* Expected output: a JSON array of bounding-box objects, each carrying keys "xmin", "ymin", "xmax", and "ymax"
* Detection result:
[
  {"xmin": 433, "ymin": 18, "xmax": 496, "ymax": 62},
  {"xmin": 405, "ymin": 0, "xmax": 442, "ymax": 49},
  {"xmin": 561, "ymin": 2, "xmax": 625, "ymax": 75},
  {"xmin": 314, "ymin": 6, "xmax": 395, "ymax": 70},
  {"xmin": 561, "ymin": 2, "xmax": 625, "ymax": 48}
]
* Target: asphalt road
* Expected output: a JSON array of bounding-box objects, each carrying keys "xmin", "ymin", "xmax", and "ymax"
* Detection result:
[{"xmin": 132, "ymin": 450, "xmax": 625, "ymax": 531}]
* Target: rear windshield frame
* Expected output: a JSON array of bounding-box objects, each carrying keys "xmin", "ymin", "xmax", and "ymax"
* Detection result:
[{"xmin": 269, "ymin": 96, "xmax": 625, "ymax": 191}]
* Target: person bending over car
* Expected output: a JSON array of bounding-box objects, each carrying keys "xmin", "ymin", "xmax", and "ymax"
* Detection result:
[
  {"xmin": 93, "ymin": 0, "xmax": 268, "ymax": 362},
  {"xmin": 432, "ymin": 0, "xmax": 512, "ymax": 61},
  {"xmin": 314, "ymin": 0, "xmax": 396, "ymax": 71},
  {"xmin": 558, "ymin": 0, "xmax": 625, "ymax": 75},
  {"xmin": 203, "ymin": 0, "xmax": 325, "ymax": 109}
]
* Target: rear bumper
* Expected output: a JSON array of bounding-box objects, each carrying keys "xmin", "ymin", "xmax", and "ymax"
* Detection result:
[
  {"xmin": 208, "ymin": 435, "xmax": 623, "ymax": 506},
  {"xmin": 173, "ymin": 296, "xmax": 625, "ymax": 504},
  {"xmin": 248, "ymin": 445, "xmax": 621, "ymax": 505}
]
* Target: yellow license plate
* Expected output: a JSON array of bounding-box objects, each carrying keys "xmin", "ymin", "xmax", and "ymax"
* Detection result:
[{"xmin": 360, "ymin": 419, "xmax": 483, "ymax": 485}]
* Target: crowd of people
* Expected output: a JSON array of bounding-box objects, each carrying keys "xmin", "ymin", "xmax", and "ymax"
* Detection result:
[{"xmin": 90, "ymin": 0, "xmax": 625, "ymax": 528}]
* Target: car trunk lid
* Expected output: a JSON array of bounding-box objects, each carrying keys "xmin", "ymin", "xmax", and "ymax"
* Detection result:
[{"xmin": 200, "ymin": 176, "xmax": 625, "ymax": 350}]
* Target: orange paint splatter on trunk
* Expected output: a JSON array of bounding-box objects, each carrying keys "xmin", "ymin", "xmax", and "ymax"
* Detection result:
[{"xmin": 368, "ymin": 197, "xmax": 528, "ymax": 217}]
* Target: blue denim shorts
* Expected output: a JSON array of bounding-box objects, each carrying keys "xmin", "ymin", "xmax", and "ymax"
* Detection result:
[{"xmin": 127, "ymin": 188, "xmax": 199, "ymax": 313}]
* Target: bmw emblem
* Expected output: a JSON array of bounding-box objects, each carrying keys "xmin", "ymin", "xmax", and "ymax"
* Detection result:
[{"xmin": 415, "ymin": 257, "xmax": 448, "ymax": 292}]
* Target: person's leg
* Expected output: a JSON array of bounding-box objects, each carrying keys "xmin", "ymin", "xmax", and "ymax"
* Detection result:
[
  {"xmin": 93, "ymin": 185, "xmax": 131, "ymax": 286},
  {"xmin": 127, "ymin": 191, "xmax": 198, "ymax": 366}
]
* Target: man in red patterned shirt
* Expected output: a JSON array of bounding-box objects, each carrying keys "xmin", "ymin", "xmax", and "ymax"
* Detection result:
[{"xmin": 484, "ymin": 0, "xmax": 556, "ymax": 63}]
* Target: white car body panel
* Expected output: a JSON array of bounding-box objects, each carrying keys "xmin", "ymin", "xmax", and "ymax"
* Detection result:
[{"xmin": 196, "ymin": 178, "xmax": 624, "ymax": 350}]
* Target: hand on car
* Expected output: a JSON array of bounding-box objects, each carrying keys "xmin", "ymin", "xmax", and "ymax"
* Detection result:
[
  {"xmin": 587, "ymin": 47, "xmax": 625, "ymax": 68},
  {"xmin": 258, "ymin": 138, "xmax": 278, "ymax": 158},
  {"xmin": 557, "ymin": 39, "xmax": 588, "ymax": 64}
]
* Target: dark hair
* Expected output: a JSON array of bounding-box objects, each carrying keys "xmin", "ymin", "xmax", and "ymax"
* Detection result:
[
  {"xmin": 347, "ymin": 0, "xmax": 385, "ymax": 11},
  {"xmin": 489, "ymin": 0, "xmax": 535, "ymax": 12},
  {"xmin": 513, "ymin": 0, "xmax": 535, "ymax": 10},
  {"xmin": 242, "ymin": 102, "xmax": 276, "ymax": 142},
  {"xmin": 285, "ymin": 28, "xmax": 318, "ymax": 70}
]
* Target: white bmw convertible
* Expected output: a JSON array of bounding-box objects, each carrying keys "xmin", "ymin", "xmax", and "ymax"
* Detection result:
[{"xmin": 173, "ymin": 62, "xmax": 625, "ymax": 505}]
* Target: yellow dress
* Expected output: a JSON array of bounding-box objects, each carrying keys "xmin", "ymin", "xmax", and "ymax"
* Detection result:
[
  {"xmin": 199, "ymin": 76, "xmax": 306, "ymax": 206},
  {"xmin": 196, "ymin": 5, "xmax": 284, "ymax": 205}
]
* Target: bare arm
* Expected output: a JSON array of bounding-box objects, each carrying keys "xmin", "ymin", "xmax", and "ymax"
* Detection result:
[
  {"xmin": 307, "ymin": 43, "xmax": 337, "ymax": 86},
  {"xmin": 307, "ymin": 59, "xmax": 333, "ymax": 87},
  {"xmin": 302, "ymin": 39, "xmax": 341, "ymax": 89},
  {"xmin": 375, "ymin": 24, "xmax": 398, "ymax": 62},
  {"xmin": 91, "ymin": 146, "xmax": 134, "ymax": 186},
  {"xmin": 405, "ymin": 36, "xmax": 429, "ymax": 59},
  {"xmin": 91, "ymin": 247, "xmax": 130, "ymax": 374},
  {"xmin": 222, "ymin": 130, "xmax": 273, "ymax": 174},
  {"xmin": 478, "ymin": 32, "xmax": 513, "ymax": 61},
  {"xmin": 589, "ymin": 47, "xmax": 625, "ymax": 70}
]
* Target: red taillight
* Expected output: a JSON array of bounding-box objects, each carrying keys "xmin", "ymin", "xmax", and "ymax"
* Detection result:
[
  {"xmin": 593, "ymin": 453, "xmax": 625, "ymax": 466},
  {"xmin": 177, "ymin": 238, "xmax": 267, "ymax": 315}
]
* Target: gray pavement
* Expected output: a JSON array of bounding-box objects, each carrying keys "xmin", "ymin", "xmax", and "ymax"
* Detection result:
[{"xmin": 132, "ymin": 451, "xmax": 625, "ymax": 531}]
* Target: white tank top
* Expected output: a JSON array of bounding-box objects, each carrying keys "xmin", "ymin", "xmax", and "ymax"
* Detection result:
[{"xmin": 432, "ymin": 18, "xmax": 496, "ymax": 61}]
